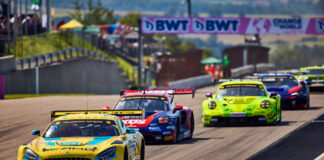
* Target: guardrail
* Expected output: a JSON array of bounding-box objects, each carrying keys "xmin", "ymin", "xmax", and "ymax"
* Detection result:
[
  {"xmin": 231, "ymin": 63, "xmax": 275, "ymax": 78},
  {"xmin": 168, "ymin": 74, "xmax": 213, "ymax": 88},
  {"xmin": 16, "ymin": 48, "xmax": 107, "ymax": 70}
]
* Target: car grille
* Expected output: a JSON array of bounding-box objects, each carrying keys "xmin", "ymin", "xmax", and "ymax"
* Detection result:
[{"xmin": 45, "ymin": 158, "xmax": 91, "ymax": 160}]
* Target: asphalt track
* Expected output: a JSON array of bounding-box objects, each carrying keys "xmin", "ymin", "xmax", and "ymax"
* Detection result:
[{"xmin": 1, "ymin": 86, "xmax": 324, "ymax": 160}]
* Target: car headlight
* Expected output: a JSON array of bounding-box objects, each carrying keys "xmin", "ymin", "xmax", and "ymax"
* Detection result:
[
  {"xmin": 299, "ymin": 76, "xmax": 309, "ymax": 81},
  {"xmin": 290, "ymin": 92, "xmax": 298, "ymax": 96},
  {"xmin": 208, "ymin": 101, "xmax": 217, "ymax": 109},
  {"xmin": 25, "ymin": 148, "xmax": 39, "ymax": 160},
  {"xmin": 97, "ymin": 147, "xmax": 116, "ymax": 160},
  {"xmin": 260, "ymin": 100, "xmax": 270, "ymax": 109},
  {"xmin": 158, "ymin": 116, "xmax": 169, "ymax": 124}
]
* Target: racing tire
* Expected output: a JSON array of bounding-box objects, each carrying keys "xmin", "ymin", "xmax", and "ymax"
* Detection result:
[
  {"xmin": 124, "ymin": 148, "xmax": 128, "ymax": 160},
  {"xmin": 278, "ymin": 108, "xmax": 282, "ymax": 123},
  {"xmin": 306, "ymin": 95, "xmax": 310, "ymax": 109},
  {"xmin": 171, "ymin": 120, "xmax": 180, "ymax": 144},
  {"xmin": 140, "ymin": 140, "xmax": 145, "ymax": 160},
  {"xmin": 188, "ymin": 112, "xmax": 194, "ymax": 139}
]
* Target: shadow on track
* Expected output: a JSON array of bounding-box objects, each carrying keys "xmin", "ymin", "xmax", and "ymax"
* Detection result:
[
  {"xmin": 145, "ymin": 137, "xmax": 222, "ymax": 146},
  {"xmin": 283, "ymin": 106, "xmax": 323, "ymax": 111}
]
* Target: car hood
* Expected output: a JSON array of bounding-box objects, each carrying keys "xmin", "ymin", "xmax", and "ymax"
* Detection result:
[
  {"xmin": 266, "ymin": 87, "xmax": 288, "ymax": 95},
  {"xmin": 219, "ymin": 97, "xmax": 264, "ymax": 112},
  {"xmin": 30, "ymin": 136, "xmax": 118, "ymax": 157}
]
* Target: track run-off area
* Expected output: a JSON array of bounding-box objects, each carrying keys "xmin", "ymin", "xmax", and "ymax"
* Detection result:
[{"xmin": 1, "ymin": 85, "xmax": 324, "ymax": 160}]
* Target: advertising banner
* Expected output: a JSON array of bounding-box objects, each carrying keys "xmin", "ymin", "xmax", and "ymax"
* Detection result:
[{"xmin": 141, "ymin": 17, "xmax": 324, "ymax": 35}]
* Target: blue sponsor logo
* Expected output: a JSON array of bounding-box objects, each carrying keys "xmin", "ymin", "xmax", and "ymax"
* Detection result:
[
  {"xmin": 142, "ymin": 18, "xmax": 189, "ymax": 33},
  {"xmin": 273, "ymin": 18, "xmax": 302, "ymax": 29},
  {"xmin": 60, "ymin": 142, "xmax": 79, "ymax": 146},
  {"xmin": 193, "ymin": 19, "xmax": 239, "ymax": 32}
]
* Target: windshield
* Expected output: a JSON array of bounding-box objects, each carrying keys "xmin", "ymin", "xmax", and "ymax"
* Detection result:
[
  {"xmin": 262, "ymin": 77, "xmax": 299, "ymax": 87},
  {"xmin": 44, "ymin": 119, "xmax": 119, "ymax": 138},
  {"xmin": 306, "ymin": 69, "xmax": 324, "ymax": 75},
  {"xmin": 115, "ymin": 96, "xmax": 169, "ymax": 112},
  {"xmin": 217, "ymin": 84, "xmax": 266, "ymax": 97}
]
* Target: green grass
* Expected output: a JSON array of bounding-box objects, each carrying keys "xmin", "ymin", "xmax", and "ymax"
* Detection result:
[
  {"xmin": 4, "ymin": 93, "xmax": 92, "ymax": 100},
  {"xmin": 7, "ymin": 31, "xmax": 137, "ymax": 85}
]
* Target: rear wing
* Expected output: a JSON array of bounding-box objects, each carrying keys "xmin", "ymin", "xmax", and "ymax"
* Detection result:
[
  {"xmin": 214, "ymin": 78, "xmax": 278, "ymax": 83},
  {"xmin": 51, "ymin": 110, "xmax": 145, "ymax": 121},
  {"xmin": 120, "ymin": 88, "xmax": 195, "ymax": 98}
]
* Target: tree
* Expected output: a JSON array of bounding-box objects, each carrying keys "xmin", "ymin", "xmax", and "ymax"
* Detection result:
[
  {"xmin": 179, "ymin": 40, "xmax": 197, "ymax": 52},
  {"xmin": 165, "ymin": 35, "xmax": 182, "ymax": 54},
  {"xmin": 70, "ymin": 0, "xmax": 116, "ymax": 25},
  {"xmin": 201, "ymin": 47, "xmax": 213, "ymax": 59},
  {"xmin": 119, "ymin": 12, "xmax": 141, "ymax": 27},
  {"xmin": 69, "ymin": 0, "xmax": 84, "ymax": 21},
  {"xmin": 208, "ymin": 9, "xmax": 222, "ymax": 17},
  {"xmin": 270, "ymin": 48, "xmax": 308, "ymax": 69}
]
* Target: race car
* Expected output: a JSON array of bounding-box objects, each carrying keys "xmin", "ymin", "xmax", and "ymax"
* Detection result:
[
  {"xmin": 102, "ymin": 88, "xmax": 195, "ymax": 144},
  {"xmin": 17, "ymin": 110, "xmax": 145, "ymax": 160},
  {"xmin": 202, "ymin": 80, "xmax": 281, "ymax": 126},
  {"xmin": 296, "ymin": 66, "xmax": 324, "ymax": 89},
  {"xmin": 258, "ymin": 74, "xmax": 310, "ymax": 109}
]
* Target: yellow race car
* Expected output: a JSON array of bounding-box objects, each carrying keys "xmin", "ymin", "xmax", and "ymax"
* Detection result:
[{"xmin": 17, "ymin": 110, "xmax": 145, "ymax": 160}]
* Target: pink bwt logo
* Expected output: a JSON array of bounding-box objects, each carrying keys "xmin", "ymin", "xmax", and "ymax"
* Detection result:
[{"xmin": 252, "ymin": 18, "xmax": 271, "ymax": 33}]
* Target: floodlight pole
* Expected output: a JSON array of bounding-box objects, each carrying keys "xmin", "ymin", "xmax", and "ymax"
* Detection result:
[
  {"xmin": 138, "ymin": 19, "xmax": 143, "ymax": 86},
  {"xmin": 186, "ymin": 0, "xmax": 191, "ymax": 17}
]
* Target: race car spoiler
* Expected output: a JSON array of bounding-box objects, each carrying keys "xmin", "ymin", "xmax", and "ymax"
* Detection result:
[
  {"xmin": 215, "ymin": 78, "xmax": 278, "ymax": 83},
  {"xmin": 120, "ymin": 88, "xmax": 195, "ymax": 98},
  {"xmin": 51, "ymin": 110, "xmax": 145, "ymax": 121}
]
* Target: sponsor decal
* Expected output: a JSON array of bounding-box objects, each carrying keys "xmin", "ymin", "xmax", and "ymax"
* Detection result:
[
  {"xmin": 42, "ymin": 147, "xmax": 97, "ymax": 152},
  {"xmin": 148, "ymin": 127, "xmax": 161, "ymax": 131},
  {"xmin": 163, "ymin": 131, "xmax": 171, "ymax": 135},
  {"xmin": 230, "ymin": 112, "xmax": 246, "ymax": 117},
  {"xmin": 316, "ymin": 19, "xmax": 324, "ymax": 33},
  {"xmin": 273, "ymin": 18, "xmax": 302, "ymax": 30},
  {"xmin": 143, "ymin": 18, "xmax": 190, "ymax": 33},
  {"xmin": 123, "ymin": 119, "xmax": 146, "ymax": 125},
  {"xmin": 222, "ymin": 84, "xmax": 263, "ymax": 89},
  {"xmin": 142, "ymin": 17, "xmax": 324, "ymax": 34},
  {"xmin": 166, "ymin": 126, "xmax": 175, "ymax": 130}
]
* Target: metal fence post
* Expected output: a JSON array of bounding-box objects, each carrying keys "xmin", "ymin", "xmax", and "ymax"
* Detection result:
[{"xmin": 35, "ymin": 66, "xmax": 39, "ymax": 95}]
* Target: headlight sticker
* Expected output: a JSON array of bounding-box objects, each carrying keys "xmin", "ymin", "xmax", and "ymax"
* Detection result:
[
  {"xmin": 208, "ymin": 101, "xmax": 217, "ymax": 109},
  {"xmin": 260, "ymin": 100, "xmax": 270, "ymax": 109}
]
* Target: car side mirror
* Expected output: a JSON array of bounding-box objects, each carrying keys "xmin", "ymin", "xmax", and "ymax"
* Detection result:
[
  {"xmin": 31, "ymin": 130, "xmax": 40, "ymax": 136},
  {"xmin": 300, "ymin": 81, "xmax": 307, "ymax": 86},
  {"xmin": 206, "ymin": 92, "xmax": 213, "ymax": 98},
  {"xmin": 174, "ymin": 105, "xmax": 183, "ymax": 111},
  {"xmin": 126, "ymin": 128, "xmax": 136, "ymax": 134},
  {"xmin": 102, "ymin": 106, "xmax": 110, "ymax": 110},
  {"xmin": 270, "ymin": 92, "xmax": 278, "ymax": 98}
]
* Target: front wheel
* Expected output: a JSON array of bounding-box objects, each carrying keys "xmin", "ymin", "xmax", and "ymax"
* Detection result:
[
  {"xmin": 306, "ymin": 95, "xmax": 310, "ymax": 109},
  {"xmin": 188, "ymin": 113, "xmax": 194, "ymax": 139},
  {"xmin": 140, "ymin": 140, "xmax": 145, "ymax": 160},
  {"xmin": 124, "ymin": 148, "xmax": 128, "ymax": 160},
  {"xmin": 171, "ymin": 120, "xmax": 180, "ymax": 144}
]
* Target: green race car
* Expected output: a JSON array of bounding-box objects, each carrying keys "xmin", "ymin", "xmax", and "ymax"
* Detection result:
[
  {"xmin": 296, "ymin": 66, "xmax": 324, "ymax": 88},
  {"xmin": 202, "ymin": 80, "xmax": 281, "ymax": 126}
]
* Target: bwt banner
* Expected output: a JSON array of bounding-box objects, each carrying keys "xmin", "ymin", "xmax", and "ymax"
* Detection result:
[{"xmin": 141, "ymin": 17, "xmax": 324, "ymax": 34}]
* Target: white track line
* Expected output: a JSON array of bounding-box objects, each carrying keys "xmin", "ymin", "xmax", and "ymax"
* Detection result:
[{"xmin": 314, "ymin": 152, "xmax": 324, "ymax": 160}]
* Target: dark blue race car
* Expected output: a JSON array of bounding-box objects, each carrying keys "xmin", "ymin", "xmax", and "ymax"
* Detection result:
[
  {"xmin": 258, "ymin": 74, "xmax": 310, "ymax": 109},
  {"xmin": 102, "ymin": 89, "xmax": 195, "ymax": 144}
]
